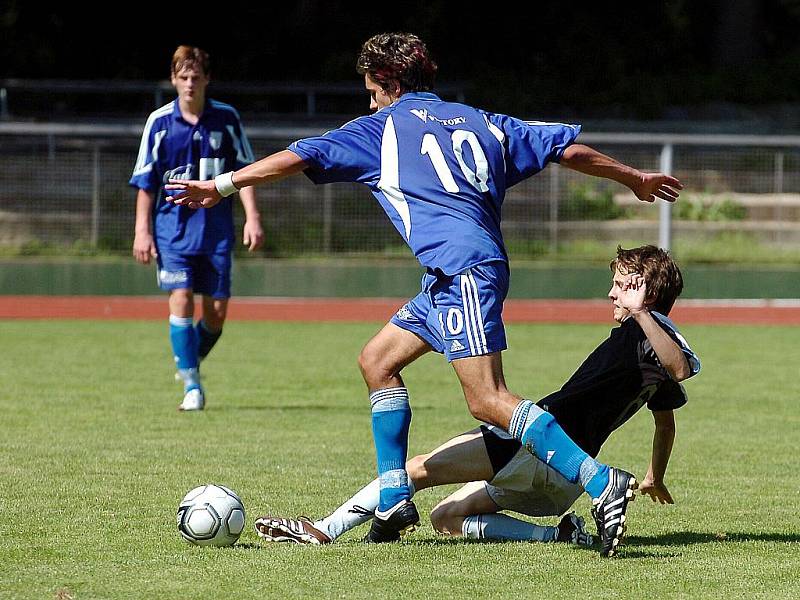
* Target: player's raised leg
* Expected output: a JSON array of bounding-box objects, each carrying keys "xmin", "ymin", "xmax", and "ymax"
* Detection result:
[
  {"xmin": 169, "ymin": 287, "xmax": 204, "ymax": 411},
  {"xmin": 451, "ymin": 353, "xmax": 636, "ymax": 556},
  {"xmin": 358, "ymin": 321, "xmax": 431, "ymax": 542}
]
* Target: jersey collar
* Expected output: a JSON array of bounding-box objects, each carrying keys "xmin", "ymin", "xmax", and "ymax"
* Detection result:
[
  {"xmin": 171, "ymin": 98, "xmax": 210, "ymax": 123},
  {"xmin": 394, "ymin": 91, "xmax": 441, "ymax": 105}
]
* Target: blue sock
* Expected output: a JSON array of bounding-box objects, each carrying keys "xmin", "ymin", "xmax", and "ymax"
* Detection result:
[
  {"xmin": 196, "ymin": 319, "xmax": 222, "ymax": 360},
  {"xmin": 370, "ymin": 387, "xmax": 412, "ymax": 511},
  {"xmin": 169, "ymin": 315, "xmax": 200, "ymax": 392},
  {"xmin": 509, "ymin": 400, "xmax": 610, "ymax": 499}
]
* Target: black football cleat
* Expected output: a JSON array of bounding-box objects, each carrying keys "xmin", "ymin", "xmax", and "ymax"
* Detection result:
[
  {"xmin": 555, "ymin": 512, "xmax": 593, "ymax": 546},
  {"xmin": 591, "ymin": 468, "xmax": 638, "ymax": 557},
  {"xmin": 363, "ymin": 500, "xmax": 420, "ymax": 543}
]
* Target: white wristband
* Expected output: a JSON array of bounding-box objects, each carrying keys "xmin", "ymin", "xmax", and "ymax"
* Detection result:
[{"xmin": 214, "ymin": 172, "xmax": 239, "ymax": 197}]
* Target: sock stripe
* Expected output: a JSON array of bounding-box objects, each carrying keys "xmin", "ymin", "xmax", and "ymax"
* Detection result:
[
  {"xmin": 169, "ymin": 315, "xmax": 193, "ymax": 327},
  {"xmin": 370, "ymin": 387, "xmax": 410, "ymax": 411}
]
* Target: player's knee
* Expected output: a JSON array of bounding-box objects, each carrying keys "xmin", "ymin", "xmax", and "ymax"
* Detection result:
[
  {"xmin": 358, "ymin": 344, "xmax": 393, "ymax": 386},
  {"xmin": 169, "ymin": 289, "xmax": 193, "ymax": 316},
  {"xmin": 429, "ymin": 501, "xmax": 461, "ymax": 536},
  {"xmin": 406, "ymin": 454, "xmax": 429, "ymax": 489},
  {"xmin": 464, "ymin": 390, "xmax": 516, "ymax": 426}
]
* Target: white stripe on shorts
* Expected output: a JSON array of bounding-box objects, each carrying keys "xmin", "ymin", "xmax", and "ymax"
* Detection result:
[
  {"xmin": 466, "ymin": 270, "xmax": 489, "ymax": 351},
  {"xmin": 460, "ymin": 270, "xmax": 487, "ymax": 355}
]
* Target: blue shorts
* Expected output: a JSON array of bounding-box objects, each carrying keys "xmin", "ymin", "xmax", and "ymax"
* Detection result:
[
  {"xmin": 156, "ymin": 251, "xmax": 232, "ymax": 298},
  {"xmin": 390, "ymin": 261, "xmax": 509, "ymax": 362}
]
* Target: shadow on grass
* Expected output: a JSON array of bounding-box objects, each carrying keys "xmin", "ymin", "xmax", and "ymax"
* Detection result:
[{"xmin": 626, "ymin": 531, "xmax": 800, "ymax": 547}]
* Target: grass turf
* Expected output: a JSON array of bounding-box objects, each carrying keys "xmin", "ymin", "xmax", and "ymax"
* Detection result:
[{"xmin": 1, "ymin": 320, "xmax": 798, "ymax": 599}]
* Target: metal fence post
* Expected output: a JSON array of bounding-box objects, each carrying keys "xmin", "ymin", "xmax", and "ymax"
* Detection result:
[
  {"xmin": 658, "ymin": 143, "xmax": 674, "ymax": 250},
  {"xmin": 549, "ymin": 164, "xmax": 560, "ymax": 252},
  {"xmin": 322, "ymin": 184, "xmax": 332, "ymax": 254},
  {"xmin": 91, "ymin": 145, "xmax": 100, "ymax": 248}
]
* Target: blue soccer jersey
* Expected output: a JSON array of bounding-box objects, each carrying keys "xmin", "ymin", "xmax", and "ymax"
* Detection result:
[
  {"xmin": 289, "ymin": 92, "xmax": 580, "ymax": 274},
  {"xmin": 129, "ymin": 99, "xmax": 255, "ymax": 254}
]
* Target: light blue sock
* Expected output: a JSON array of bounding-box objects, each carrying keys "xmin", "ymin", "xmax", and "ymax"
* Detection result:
[
  {"xmin": 169, "ymin": 315, "xmax": 200, "ymax": 392},
  {"xmin": 509, "ymin": 400, "xmax": 610, "ymax": 499},
  {"xmin": 370, "ymin": 387, "xmax": 412, "ymax": 511},
  {"xmin": 196, "ymin": 319, "xmax": 222, "ymax": 360},
  {"xmin": 462, "ymin": 513, "xmax": 556, "ymax": 542}
]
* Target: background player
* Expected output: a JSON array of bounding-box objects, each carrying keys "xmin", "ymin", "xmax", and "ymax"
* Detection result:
[
  {"xmin": 165, "ymin": 34, "xmax": 683, "ymax": 555},
  {"xmin": 253, "ymin": 246, "xmax": 700, "ymax": 549},
  {"xmin": 130, "ymin": 45, "xmax": 264, "ymax": 411}
]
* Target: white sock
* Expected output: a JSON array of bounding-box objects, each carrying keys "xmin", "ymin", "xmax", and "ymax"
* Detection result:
[
  {"xmin": 462, "ymin": 513, "xmax": 557, "ymax": 542},
  {"xmin": 314, "ymin": 477, "xmax": 416, "ymax": 541}
]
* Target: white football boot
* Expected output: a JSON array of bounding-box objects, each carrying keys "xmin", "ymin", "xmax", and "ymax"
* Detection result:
[{"xmin": 179, "ymin": 388, "xmax": 205, "ymax": 411}]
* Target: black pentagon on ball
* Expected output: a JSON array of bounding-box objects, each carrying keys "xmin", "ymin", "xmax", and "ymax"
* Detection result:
[{"xmin": 178, "ymin": 502, "xmax": 222, "ymax": 541}]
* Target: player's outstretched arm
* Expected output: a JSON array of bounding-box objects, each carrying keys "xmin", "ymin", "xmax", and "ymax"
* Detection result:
[
  {"xmin": 559, "ymin": 144, "xmax": 683, "ymax": 204},
  {"xmin": 166, "ymin": 150, "xmax": 307, "ymax": 209},
  {"xmin": 640, "ymin": 409, "xmax": 676, "ymax": 504}
]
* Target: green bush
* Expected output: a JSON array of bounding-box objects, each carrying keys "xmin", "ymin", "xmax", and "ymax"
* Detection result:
[
  {"xmin": 674, "ymin": 194, "xmax": 746, "ymax": 221},
  {"xmin": 560, "ymin": 183, "xmax": 628, "ymax": 221}
]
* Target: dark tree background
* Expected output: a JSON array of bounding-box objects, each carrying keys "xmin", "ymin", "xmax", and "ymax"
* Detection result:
[{"xmin": 2, "ymin": 0, "xmax": 800, "ymax": 118}]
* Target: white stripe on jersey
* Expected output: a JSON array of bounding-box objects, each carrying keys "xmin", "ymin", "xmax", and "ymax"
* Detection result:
[
  {"xmin": 132, "ymin": 103, "xmax": 173, "ymax": 176},
  {"xmin": 377, "ymin": 115, "xmax": 412, "ymax": 240},
  {"xmin": 211, "ymin": 100, "xmax": 255, "ymax": 164},
  {"xmin": 524, "ymin": 120, "xmax": 580, "ymax": 129}
]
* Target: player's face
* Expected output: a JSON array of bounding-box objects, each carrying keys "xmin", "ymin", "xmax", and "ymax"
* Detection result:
[
  {"xmin": 171, "ymin": 66, "xmax": 209, "ymax": 105},
  {"xmin": 608, "ymin": 266, "xmax": 631, "ymax": 323},
  {"xmin": 365, "ymin": 74, "xmax": 399, "ymax": 111}
]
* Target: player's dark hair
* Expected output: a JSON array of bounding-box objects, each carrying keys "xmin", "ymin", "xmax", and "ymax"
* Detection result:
[
  {"xmin": 611, "ymin": 245, "xmax": 683, "ymax": 315},
  {"xmin": 356, "ymin": 32, "xmax": 437, "ymax": 93},
  {"xmin": 171, "ymin": 45, "xmax": 210, "ymax": 77}
]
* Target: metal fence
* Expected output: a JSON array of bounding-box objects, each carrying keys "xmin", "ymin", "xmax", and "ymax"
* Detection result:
[{"xmin": 2, "ymin": 122, "xmax": 800, "ymax": 258}]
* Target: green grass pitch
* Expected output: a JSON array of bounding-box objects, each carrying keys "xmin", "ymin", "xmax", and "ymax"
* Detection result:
[{"xmin": 1, "ymin": 319, "xmax": 799, "ymax": 599}]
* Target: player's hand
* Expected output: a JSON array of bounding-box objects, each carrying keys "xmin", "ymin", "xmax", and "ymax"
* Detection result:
[
  {"xmin": 618, "ymin": 272, "xmax": 648, "ymax": 314},
  {"xmin": 632, "ymin": 172, "xmax": 683, "ymax": 204},
  {"xmin": 243, "ymin": 219, "xmax": 265, "ymax": 252},
  {"xmin": 639, "ymin": 477, "xmax": 675, "ymax": 504},
  {"xmin": 165, "ymin": 179, "xmax": 222, "ymax": 209},
  {"xmin": 132, "ymin": 233, "xmax": 157, "ymax": 264}
]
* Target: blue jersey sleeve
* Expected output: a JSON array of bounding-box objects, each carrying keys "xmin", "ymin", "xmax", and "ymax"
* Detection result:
[
  {"xmin": 288, "ymin": 116, "xmax": 381, "ymax": 185},
  {"xmin": 129, "ymin": 111, "xmax": 166, "ymax": 191},
  {"xmin": 484, "ymin": 113, "xmax": 581, "ymax": 187},
  {"xmin": 227, "ymin": 111, "xmax": 256, "ymax": 170}
]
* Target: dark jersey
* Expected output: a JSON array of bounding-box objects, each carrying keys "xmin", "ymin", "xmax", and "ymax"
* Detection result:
[{"xmin": 535, "ymin": 312, "xmax": 701, "ymax": 458}]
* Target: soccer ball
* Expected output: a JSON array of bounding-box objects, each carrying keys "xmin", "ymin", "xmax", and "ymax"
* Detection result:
[{"xmin": 177, "ymin": 484, "xmax": 246, "ymax": 546}]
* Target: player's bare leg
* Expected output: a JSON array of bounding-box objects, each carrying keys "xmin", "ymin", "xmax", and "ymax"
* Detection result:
[
  {"xmin": 358, "ymin": 323, "xmax": 431, "ymax": 542},
  {"xmin": 196, "ymin": 295, "xmax": 227, "ymax": 362}
]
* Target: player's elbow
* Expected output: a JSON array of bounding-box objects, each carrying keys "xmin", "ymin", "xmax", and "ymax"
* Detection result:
[{"xmin": 670, "ymin": 361, "xmax": 691, "ymax": 382}]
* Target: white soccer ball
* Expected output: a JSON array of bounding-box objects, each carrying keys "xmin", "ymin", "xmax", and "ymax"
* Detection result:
[{"xmin": 177, "ymin": 484, "xmax": 246, "ymax": 546}]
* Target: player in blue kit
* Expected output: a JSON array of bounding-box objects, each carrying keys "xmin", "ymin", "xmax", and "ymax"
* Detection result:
[
  {"xmin": 166, "ymin": 33, "xmax": 684, "ymax": 556},
  {"xmin": 130, "ymin": 46, "xmax": 264, "ymax": 412}
]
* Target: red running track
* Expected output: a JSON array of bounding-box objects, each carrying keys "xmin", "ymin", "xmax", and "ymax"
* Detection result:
[{"xmin": 1, "ymin": 295, "xmax": 800, "ymax": 325}]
